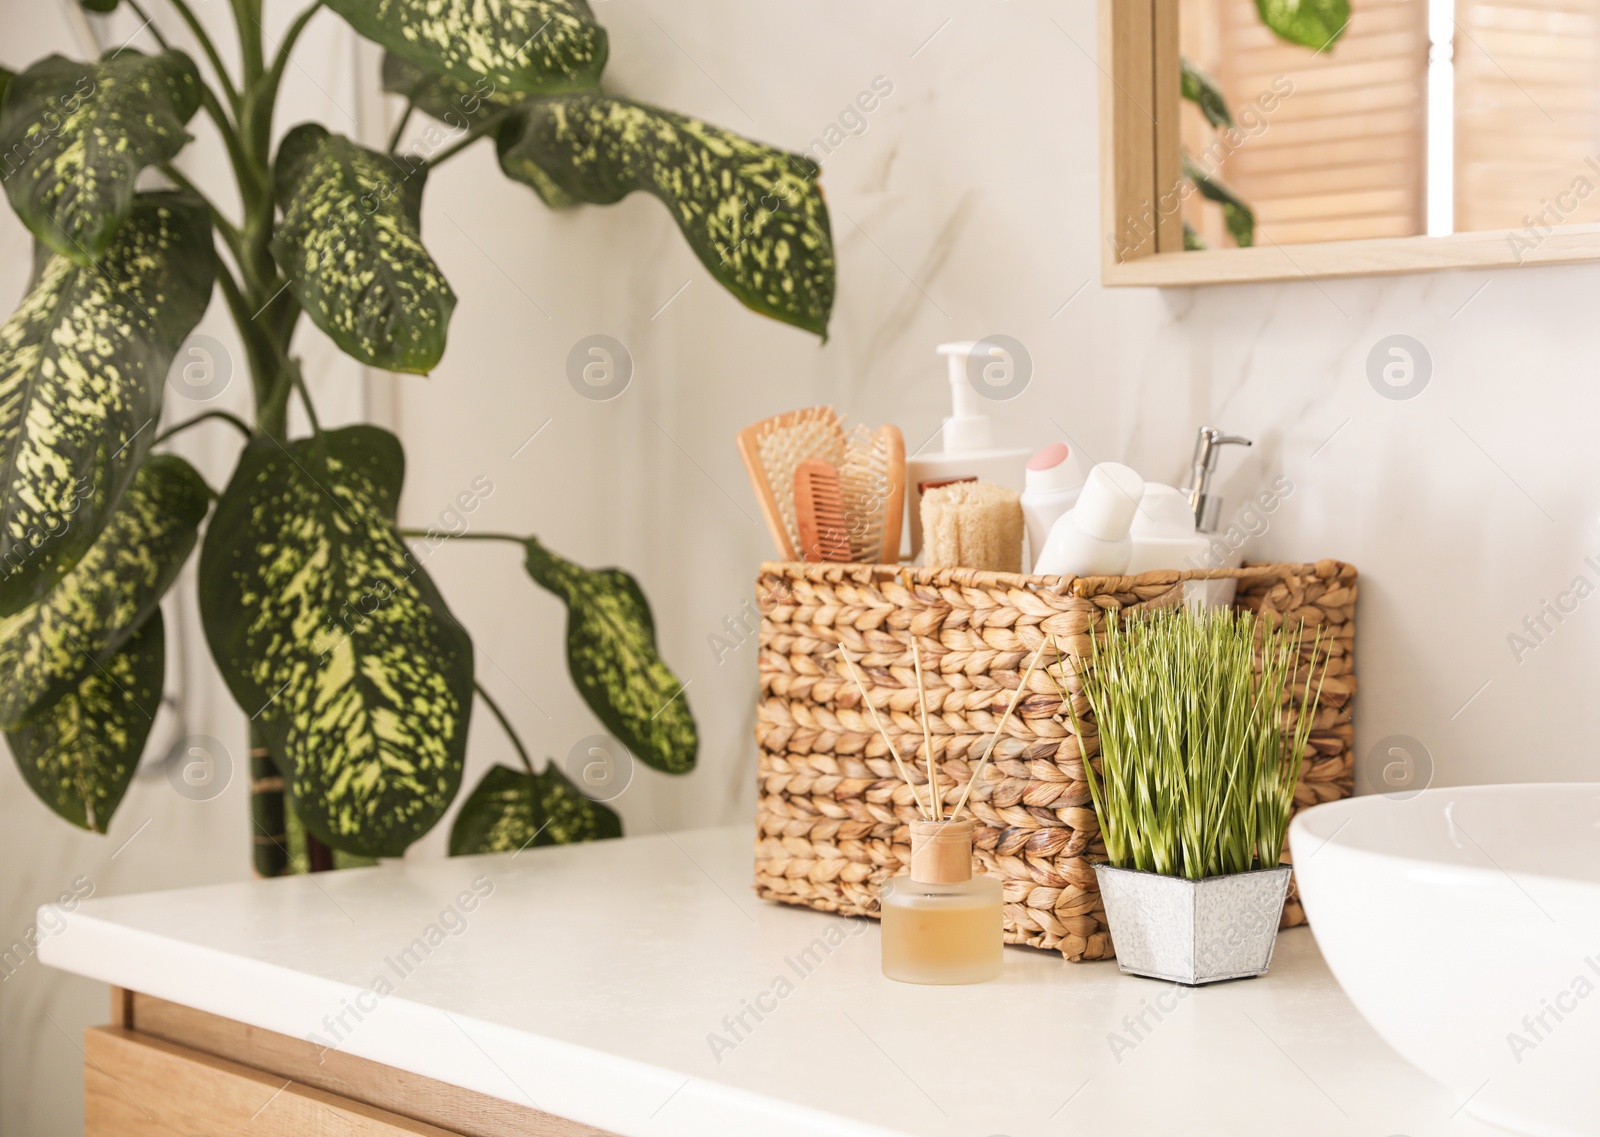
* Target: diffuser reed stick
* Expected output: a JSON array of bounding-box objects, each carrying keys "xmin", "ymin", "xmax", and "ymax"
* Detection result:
[
  {"xmin": 838, "ymin": 647, "xmax": 932, "ymax": 820},
  {"xmin": 912, "ymin": 641, "xmax": 939, "ymax": 820},
  {"xmin": 949, "ymin": 639, "xmax": 1048, "ymax": 823}
]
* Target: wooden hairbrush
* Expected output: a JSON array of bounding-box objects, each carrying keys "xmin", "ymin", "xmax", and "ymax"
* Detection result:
[{"xmin": 737, "ymin": 407, "xmax": 905, "ymax": 564}]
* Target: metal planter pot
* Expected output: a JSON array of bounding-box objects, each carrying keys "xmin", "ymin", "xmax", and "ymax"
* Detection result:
[{"xmin": 1093, "ymin": 863, "xmax": 1293, "ymax": 985}]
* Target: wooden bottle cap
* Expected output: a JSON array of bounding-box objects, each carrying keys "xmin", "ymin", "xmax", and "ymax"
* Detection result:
[{"xmin": 909, "ymin": 819, "xmax": 976, "ymax": 884}]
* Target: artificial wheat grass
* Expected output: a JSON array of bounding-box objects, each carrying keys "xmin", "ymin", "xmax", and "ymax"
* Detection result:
[{"xmin": 1062, "ymin": 608, "xmax": 1328, "ymax": 880}]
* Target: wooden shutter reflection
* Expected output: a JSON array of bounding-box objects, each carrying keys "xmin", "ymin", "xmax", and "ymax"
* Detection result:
[
  {"xmin": 1454, "ymin": 0, "xmax": 1600, "ymax": 232},
  {"xmin": 1180, "ymin": 0, "xmax": 1430, "ymax": 246}
]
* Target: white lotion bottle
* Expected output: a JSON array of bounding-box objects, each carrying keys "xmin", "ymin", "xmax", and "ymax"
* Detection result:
[
  {"xmin": 906, "ymin": 342, "xmax": 1031, "ymax": 559},
  {"xmin": 1032, "ymin": 462, "xmax": 1145, "ymax": 577},
  {"xmin": 1020, "ymin": 442, "xmax": 1088, "ymax": 571}
]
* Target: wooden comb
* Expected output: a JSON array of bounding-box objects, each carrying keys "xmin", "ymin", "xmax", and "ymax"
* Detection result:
[
  {"xmin": 735, "ymin": 407, "xmax": 846, "ymax": 560},
  {"xmin": 793, "ymin": 459, "xmax": 852, "ymax": 563}
]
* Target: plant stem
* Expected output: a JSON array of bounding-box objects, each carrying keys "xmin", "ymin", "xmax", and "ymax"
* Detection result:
[
  {"xmin": 260, "ymin": 1, "xmax": 328, "ymax": 143},
  {"xmin": 121, "ymin": 0, "xmax": 174, "ymax": 50},
  {"xmin": 211, "ymin": 263, "xmax": 279, "ymax": 432},
  {"xmin": 305, "ymin": 832, "xmax": 335, "ymax": 873},
  {"xmin": 398, "ymin": 529, "xmax": 528, "ymax": 545},
  {"xmin": 130, "ymin": 2, "xmax": 247, "ymax": 171},
  {"xmin": 249, "ymin": 723, "xmax": 289, "ymax": 878},
  {"xmin": 387, "ymin": 103, "xmax": 415, "ymax": 153},
  {"xmin": 159, "ymin": 163, "xmax": 244, "ymax": 261},
  {"xmin": 162, "ymin": 0, "xmax": 243, "ymax": 112},
  {"xmin": 231, "ymin": 0, "xmax": 265, "ymax": 87},
  {"xmin": 155, "ymin": 410, "xmax": 253, "ymax": 444},
  {"xmin": 425, "ymin": 110, "xmax": 513, "ymax": 169},
  {"xmin": 198, "ymin": 82, "xmax": 253, "ymax": 192},
  {"xmin": 219, "ymin": 0, "xmax": 296, "ymax": 876},
  {"xmin": 475, "ymin": 681, "xmax": 538, "ymax": 780},
  {"xmin": 228, "ymin": 0, "xmax": 272, "ymax": 226},
  {"xmin": 277, "ymin": 0, "xmax": 328, "ymax": 65},
  {"xmin": 290, "ymin": 362, "xmax": 321, "ymax": 432}
]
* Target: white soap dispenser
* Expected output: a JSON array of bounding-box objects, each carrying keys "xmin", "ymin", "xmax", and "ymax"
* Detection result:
[
  {"xmin": 1032, "ymin": 462, "xmax": 1145, "ymax": 577},
  {"xmin": 906, "ymin": 342, "xmax": 1031, "ymax": 559},
  {"xmin": 1127, "ymin": 483, "xmax": 1211, "ymax": 573}
]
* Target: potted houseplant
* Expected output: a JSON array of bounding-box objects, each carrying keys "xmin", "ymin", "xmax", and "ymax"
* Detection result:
[
  {"xmin": 1062, "ymin": 607, "xmax": 1327, "ymax": 985},
  {"xmin": 0, "ymin": 0, "xmax": 834, "ymax": 874}
]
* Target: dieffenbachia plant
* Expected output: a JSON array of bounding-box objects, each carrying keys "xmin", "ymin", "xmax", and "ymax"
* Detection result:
[
  {"xmin": 0, "ymin": 0, "xmax": 835, "ymax": 873},
  {"xmin": 1179, "ymin": 0, "xmax": 1350, "ymax": 250}
]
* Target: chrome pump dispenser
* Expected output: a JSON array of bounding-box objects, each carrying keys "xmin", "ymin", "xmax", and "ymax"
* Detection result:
[{"xmin": 1181, "ymin": 428, "xmax": 1252, "ymax": 534}]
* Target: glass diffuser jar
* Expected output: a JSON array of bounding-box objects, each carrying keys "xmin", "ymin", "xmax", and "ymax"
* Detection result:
[{"xmin": 880, "ymin": 819, "xmax": 1003, "ymax": 984}]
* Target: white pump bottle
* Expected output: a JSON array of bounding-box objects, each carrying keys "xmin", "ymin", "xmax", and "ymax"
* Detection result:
[{"xmin": 906, "ymin": 342, "xmax": 1031, "ymax": 559}]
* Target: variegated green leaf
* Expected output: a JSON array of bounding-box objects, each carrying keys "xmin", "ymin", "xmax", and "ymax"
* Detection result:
[
  {"xmin": 7, "ymin": 609, "xmax": 162, "ymax": 833},
  {"xmin": 329, "ymin": 0, "xmax": 607, "ymax": 95},
  {"xmin": 382, "ymin": 53, "xmax": 513, "ymax": 128},
  {"xmin": 498, "ymin": 96, "xmax": 835, "ymax": 337},
  {"xmin": 381, "ymin": 53, "xmax": 576, "ymax": 209},
  {"xmin": 1181, "ymin": 56, "xmax": 1232, "ymax": 129},
  {"xmin": 198, "ymin": 425, "xmax": 474, "ymax": 858},
  {"xmin": 1184, "ymin": 152, "xmax": 1255, "ymax": 248},
  {"xmin": 0, "ymin": 454, "xmax": 207, "ymax": 730},
  {"xmin": 448, "ymin": 762, "xmax": 619, "ymax": 855},
  {"xmin": 494, "ymin": 122, "xmax": 578, "ymax": 211},
  {"xmin": 0, "ymin": 51, "xmax": 202, "ymax": 263},
  {"xmin": 523, "ymin": 538, "xmax": 696, "ymax": 774},
  {"xmin": 1256, "ymin": 0, "xmax": 1350, "ymax": 51},
  {"xmin": 0, "ymin": 192, "xmax": 213, "ymax": 616},
  {"xmin": 535, "ymin": 761, "xmax": 622, "ymax": 843},
  {"xmin": 271, "ymin": 124, "xmax": 456, "ymax": 374}
]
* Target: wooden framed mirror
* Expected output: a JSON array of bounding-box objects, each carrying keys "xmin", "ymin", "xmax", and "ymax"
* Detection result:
[{"xmin": 1100, "ymin": 0, "xmax": 1600, "ymax": 285}]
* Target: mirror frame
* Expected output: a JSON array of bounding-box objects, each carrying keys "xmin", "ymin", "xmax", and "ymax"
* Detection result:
[{"xmin": 1098, "ymin": 0, "xmax": 1600, "ymax": 286}]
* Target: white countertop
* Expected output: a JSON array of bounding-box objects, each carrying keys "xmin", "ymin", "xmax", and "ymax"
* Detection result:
[{"xmin": 40, "ymin": 825, "xmax": 1506, "ymax": 1137}]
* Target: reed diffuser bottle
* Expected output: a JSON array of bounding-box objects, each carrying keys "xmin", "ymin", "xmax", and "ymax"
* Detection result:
[
  {"xmin": 880, "ymin": 820, "xmax": 1003, "ymax": 984},
  {"xmin": 840, "ymin": 634, "xmax": 1042, "ymax": 986}
]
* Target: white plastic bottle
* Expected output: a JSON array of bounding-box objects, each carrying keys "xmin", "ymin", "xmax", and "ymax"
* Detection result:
[
  {"xmin": 1032, "ymin": 462, "xmax": 1145, "ymax": 577},
  {"xmin": 1020, "ymin": 442, "xmax": 1087, "ymax": 571},
  {"xmin": 906, "ymin": 343, "xmax": 1031, "ymax": 559},
  {"xmin": 1127, "ymin": 483, "xmax": 1210, "ymax": 573}
]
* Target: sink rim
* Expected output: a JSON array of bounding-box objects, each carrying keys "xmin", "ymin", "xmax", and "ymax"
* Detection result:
[{"xmin": 1290, "ymin": 781, "xmax": 1600, "ymax": 891}]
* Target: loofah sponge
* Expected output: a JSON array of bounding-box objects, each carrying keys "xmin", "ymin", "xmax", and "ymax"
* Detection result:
[{"xmin": 920, "ymin": 481, "xmax": 1024, "ymax": 573}]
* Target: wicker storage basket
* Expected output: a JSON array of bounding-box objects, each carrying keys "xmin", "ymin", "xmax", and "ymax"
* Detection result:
[{"xmin": 753, "ymin": 560, "xmax": 1357, "ymax": 962}]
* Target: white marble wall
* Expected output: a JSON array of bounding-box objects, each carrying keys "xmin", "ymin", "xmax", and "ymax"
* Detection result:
[
  {"xmin": 3, "ymin": 0, "xmax": 1597, "ymax": 1131},
  {"xmin": 392, "ymin": 0, "xmax": 1122, "ymax": 855},
  {"xmin": 1116, "ymin": 269, "xmax": 1600, "ymax": 793},
  {"xmin": 398, "ymin": 0, "xmax": 1600, "ymax": 854}
]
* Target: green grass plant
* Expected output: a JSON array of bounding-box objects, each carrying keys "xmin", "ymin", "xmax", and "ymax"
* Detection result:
[{"xmin": 1058, "ymin": 607, "xmax": 1327, "ymax": 880}]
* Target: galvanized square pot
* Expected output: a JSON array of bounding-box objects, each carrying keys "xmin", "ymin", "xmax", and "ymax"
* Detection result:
[{"xmin": 1093, "ymin": 863, "xmax": 1292, "ymax": 985}]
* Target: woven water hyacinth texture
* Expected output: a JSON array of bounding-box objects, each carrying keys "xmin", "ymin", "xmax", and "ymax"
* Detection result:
[{"xmin": 753, "ymin": 560, "xmax": 1358, "ymax": 962}]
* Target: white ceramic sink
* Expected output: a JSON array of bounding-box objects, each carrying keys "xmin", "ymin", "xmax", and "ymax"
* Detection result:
[{"xmin": 1290, "ymin": 784, "xmax": 1600, "ymax": 1137}]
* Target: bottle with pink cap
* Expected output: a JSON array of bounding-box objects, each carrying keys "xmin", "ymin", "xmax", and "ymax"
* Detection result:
[{"xmin": 1019, "ymin": 442, "xmax": 1088, "ymax": 570}]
